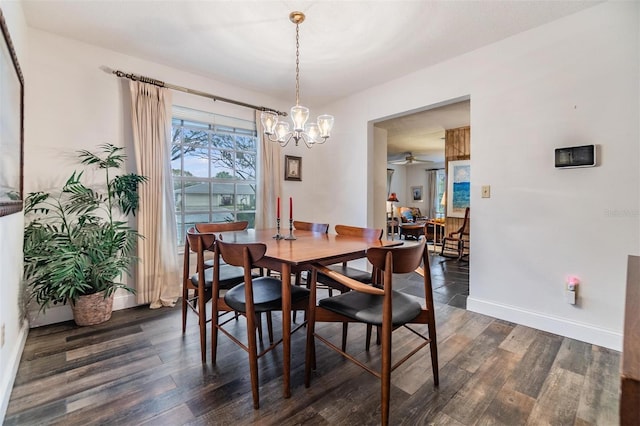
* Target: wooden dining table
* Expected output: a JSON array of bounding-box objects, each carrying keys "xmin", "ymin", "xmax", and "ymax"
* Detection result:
[{"xmin": 215, "ymin": 228, "xmax": 402, "ymax": 398}]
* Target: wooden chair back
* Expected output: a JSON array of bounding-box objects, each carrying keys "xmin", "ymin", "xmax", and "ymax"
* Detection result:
[
  {"xmin": 450, "ymin": 207, "xmax": 470, "ymax": 238},
  {"xmin": 335, "ymin": 224, "xmax": 383, "ymax": 240},
  {"xmin": 185, "ymin": 227, "xmax": 216, "ymax": 255},
  {"xmin": 216, "ymin": 241, "xmax": 267, "ymax": 268},
  {"xmin": 367, "ymin": 238, "xmax": 427, "ymax": 275},
  {"xmin": 441, "ymin": 207, "xmax": 470, "ymax": 261},
  {"xmin": 195, "ymin": 221, "xmax": 249, "ymax": 233},
  {"xmin": 293, "ymin": 220, "xmax": 329, "ymax": 233}
]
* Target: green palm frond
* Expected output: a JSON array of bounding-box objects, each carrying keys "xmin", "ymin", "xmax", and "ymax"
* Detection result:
[{"xmin": 23, "ymin": 144, "xmax": 146, "ymax": 312}]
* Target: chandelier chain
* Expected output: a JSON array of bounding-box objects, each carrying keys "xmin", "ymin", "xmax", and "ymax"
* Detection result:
[{"xmin": 295, "ymin": 23, "xmax": 300, "ymax": 106}]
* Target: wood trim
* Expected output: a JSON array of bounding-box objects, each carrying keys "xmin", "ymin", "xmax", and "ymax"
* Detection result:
[{"xmin": 444, "ymin": 126, "xmax": 470, "ymax": 237}]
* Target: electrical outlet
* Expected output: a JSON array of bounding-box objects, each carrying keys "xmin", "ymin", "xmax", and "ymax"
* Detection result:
[
  {"xmin": 481, "ymin": 185, "xmax": 491, "ymax": 198},
  {"xmin": 1, "ymin": 323, "xmax": 4, "ymax": 348}
]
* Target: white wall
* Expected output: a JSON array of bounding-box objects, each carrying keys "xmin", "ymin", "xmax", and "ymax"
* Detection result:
[
  {"xmin": 3, "ymin": 6, "xmax": 637, "ymax": 421},
  {"xmin": 24, "ymin": 28, "xmax": 288, "ymax": 326},
  {"xmin": 0, "ymin": 1, "xmax": 29, "ymax": 421},
  {"xmin": 318, "ymin": 1, "xmax": 639, "ymax": 350}
]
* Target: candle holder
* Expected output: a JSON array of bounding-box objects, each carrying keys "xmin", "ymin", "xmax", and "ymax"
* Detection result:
[
  {"xmin": 273, "ymin": 218, "xmax": 284, "ymax": 240},
  {"xmin": 284, "ymin": 218, "xmax": 296, "ymax": 240}
]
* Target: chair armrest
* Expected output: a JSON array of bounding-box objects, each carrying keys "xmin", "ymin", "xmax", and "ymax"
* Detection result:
[{"xmin": 313, "ymin": 264, "xmax": 383, "ymax": 296}]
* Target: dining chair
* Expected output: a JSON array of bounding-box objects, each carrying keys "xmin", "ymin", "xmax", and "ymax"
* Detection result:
[
  {"xmin": 195, "ymin": 220, "xmax": 249, "ymax": 234},
  {"xmin": 304, "ymin": 238, "xmax": 438, "ymax": 426},
  {"xmin": 316, "ymin": 224, "xmax": 383, "ymax": 350},
  {"xmin": 289, "ymin": 221, "xmax": 329, "ymax": 321},
  {"xmin": 182, "ymin": 226, "xmax": 256, "ymax": 363},
  {"xmin": 214, "ymin": 240, "xmax": 310, "ymax": 409},
  {"xmin": 195, "ymin": 221, "xmax": 249, "ymax": 267},
  {"xmin": 440, "ymin": 207, "xmax": 470, "ymax": 261},
  {"xmin": 291, "ymin": 220, "xmax": 330, "ymax": 285}
]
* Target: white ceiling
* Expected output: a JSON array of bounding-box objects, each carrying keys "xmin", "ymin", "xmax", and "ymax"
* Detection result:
[
  {"xmin": 377, "ymin": 100, "xmax": 470, "ymax": 163},
  {"xmin": 23, "ymin": 0, "xmax": 601, "ymax": 107},
  {"xmin": 22, "ymin": 1, "xmax": 600, "ymax": 164}
]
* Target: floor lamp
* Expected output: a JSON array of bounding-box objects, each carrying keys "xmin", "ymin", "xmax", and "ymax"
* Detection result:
[{"xmin": 387, "ymin": 192, "xmax": 399, "ymax": 240}]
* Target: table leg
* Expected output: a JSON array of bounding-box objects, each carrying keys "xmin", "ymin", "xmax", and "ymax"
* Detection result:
[{"xmin": 281, "ymin": 262, "xmax": 291, "ymax": 398}]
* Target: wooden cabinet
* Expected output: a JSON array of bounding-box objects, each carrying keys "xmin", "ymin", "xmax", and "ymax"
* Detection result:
[{"xmin": 621, "ymin": 255, "xmax": 640, "ymax": 425}]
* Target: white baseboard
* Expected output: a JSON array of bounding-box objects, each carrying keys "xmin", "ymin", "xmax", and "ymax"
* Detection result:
[
  {"xmin": 466, "ymin": 297, "xmax": 623, "ymax": 351},
  {"xmin": 0, "ymin": 321, "xmax": 29, "ymax": 423}
]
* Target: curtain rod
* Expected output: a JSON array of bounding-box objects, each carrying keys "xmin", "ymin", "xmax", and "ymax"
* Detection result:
[{"xmin": 106, "ymin": 67, "xmax": 287, "ymax": 117}]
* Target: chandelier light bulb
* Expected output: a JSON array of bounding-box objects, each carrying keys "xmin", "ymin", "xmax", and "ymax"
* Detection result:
[
  {"xmin": 291, "ymin": 105, "xmax": 309, "ymax": 132},
  {"xmin": 275, "ymin": 121, "xmax": 290, "ymax": 142},
  {"xmin": 317, "ymin": 114, "xmax": 334, "ymax": 138},
  {"xmin": 304, "ymin": 123, "xmax": 320, "ymax": 143},
  {"xmin": 261, "ymin": 111, "xmax": 278, "ymax": 135}
]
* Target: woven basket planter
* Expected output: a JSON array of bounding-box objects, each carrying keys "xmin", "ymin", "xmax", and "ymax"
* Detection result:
[{"xmin": 71, "ymin": 291, "xmax": 114, "ymax": 326}]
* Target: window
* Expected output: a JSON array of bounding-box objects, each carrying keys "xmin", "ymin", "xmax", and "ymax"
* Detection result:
[
  {"xmin": 171, "ymin": 108, "xmax": 257, "ymax": 243},
  {"xmin": 435, "ymin": 169, "xmax": 446, "ymax": 218}
]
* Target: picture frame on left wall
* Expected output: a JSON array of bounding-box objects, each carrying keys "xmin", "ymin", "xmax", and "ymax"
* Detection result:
[
  {"xmin": 285, "ymin": 155, "xmax": 302, "ymax": 181},
  {"xmin": 0, "ymin": 9, "xmax": 24, "ymax": 217},
  {"xmin": 411, "ymin": 185, "xmax": 423, "ymax": 202}
]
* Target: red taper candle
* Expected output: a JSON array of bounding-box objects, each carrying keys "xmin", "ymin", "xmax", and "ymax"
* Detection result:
[
  {"xmin": 289, "ymin": 197, "xmax": 293, "ymax": 220},
  {"xmin": 277, "ymin": 197, "xmax": 280, "ymax": 219}
]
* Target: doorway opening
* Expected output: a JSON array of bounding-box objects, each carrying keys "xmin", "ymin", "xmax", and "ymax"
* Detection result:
[{"xmin": 372, "ymin": 97, "xmax": 470, "ymax": 308}]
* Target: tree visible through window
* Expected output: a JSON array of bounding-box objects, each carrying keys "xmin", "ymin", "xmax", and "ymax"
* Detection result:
[{"xmin": 171, "ymin": 115, "xmax": 257, "ymax": 243}]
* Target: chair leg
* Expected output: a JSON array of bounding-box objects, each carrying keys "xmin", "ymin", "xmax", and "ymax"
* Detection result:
[
  {"xmin": 341, "ymin": 323, "xmax": 348, "ymax": 351},
  {"xmin": 380, "ymin": 316, "xmax": 392, "ymax": 426},
  {"xmin": 247, "ymin": 312, "xmax": 260, "ymax": 409},
  {"xmin": 256, "ymin": 313, "xmax": 264, "ymax": 344},
  {"xmin": 305, "ymin": 269, "xmax": 318, "ymax": 388},
  {"xmin": 181, "ymin": 289, "xmax": 188, "ymax": 333},
  {"xmin": 267, "ymin": 312, "xmax": 274, "ymax": 344},
  {"xmin": 197, "ymin": 291, "xmax": 207, "ymax": 364},
  {"xmin": 293, "ymin": 271, "xmax": 302, "ymax": 322},
  {"xmin": 365, "ymin": 324, "xmax": 372, "ymax": 351},
  {"xmin": 211, "ymin": 301, "xmax": 219, "ymax": 365},
  {"xmin": 428, "ymin": 320, "xmax": 439, "ymax": 387}
]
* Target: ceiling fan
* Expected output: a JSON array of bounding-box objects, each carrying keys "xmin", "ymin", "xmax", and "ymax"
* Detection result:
[{"xmin": 388, "ymin": 153, "xmax": 432, "ymax": 165}]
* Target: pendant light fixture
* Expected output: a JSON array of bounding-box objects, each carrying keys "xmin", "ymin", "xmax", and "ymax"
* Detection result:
[{"xmin": 260, "ymin": 11, "xmax": 334, "ymax": 148}]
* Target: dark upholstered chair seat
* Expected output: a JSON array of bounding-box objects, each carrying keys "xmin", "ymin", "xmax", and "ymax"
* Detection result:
[
  {"xmin": 225, "ymin": 277, "xmax": 310, "ymax": 313},
  {"xmin": 319, "ymin": 290, "xmax": 421, "ymax": 326},
  {"xmin": 190, "ymin": 264, "xmax": 256, "ymax": 290}
]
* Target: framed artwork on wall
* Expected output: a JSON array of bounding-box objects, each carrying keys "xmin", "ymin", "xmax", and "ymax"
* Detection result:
[
  {"xmin": 0, "ymin": 9, "xmax": 24, "ymax": 217},
  {"xmin": 284, "ymin": 155, "xmax": 302, "ymax": 181},
  {"xmin": 446, "ymin": 160, "xmax": 470, "ymax": 218},
  {"xmin": 411, "ymin": 185, "xmax": 423, "ymax": 202}
]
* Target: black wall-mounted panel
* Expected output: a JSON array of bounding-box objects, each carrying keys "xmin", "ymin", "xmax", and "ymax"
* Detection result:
[{"xmin": 555, "ymin": 145, "xmax": 596, "ymax": 168}]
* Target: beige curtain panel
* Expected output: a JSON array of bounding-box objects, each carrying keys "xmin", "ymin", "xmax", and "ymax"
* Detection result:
[
  {"xmin": 255, "ymin": 110, "xmax": 282, "ymax": 229},
  {"xmin": 129, "ymin": 81, "xmax": 180, "ymax": 308}
]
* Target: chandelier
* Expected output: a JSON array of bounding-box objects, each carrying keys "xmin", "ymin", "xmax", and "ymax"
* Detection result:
[{"xmin": 260, "ymin": 12, "xmax": 334, "ymax": 148}]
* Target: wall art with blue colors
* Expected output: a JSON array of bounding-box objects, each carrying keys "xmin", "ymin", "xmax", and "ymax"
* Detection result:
[{"xmin": 446, "ymin": 160, "xmax": 470, "ymax": 218}]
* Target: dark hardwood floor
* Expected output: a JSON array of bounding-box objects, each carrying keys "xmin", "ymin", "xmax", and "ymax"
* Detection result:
[{"xmin": 6, "ymin": 254, "xmax": 620, "ymax": 425}]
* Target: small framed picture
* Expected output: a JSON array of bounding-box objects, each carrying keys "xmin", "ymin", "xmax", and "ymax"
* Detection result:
[
  {"xmin": 411, "ymin": 185, "xmax": 423, "ymax": 202},
  {"xmin": 285, "ymin": 155, "xmax": 302, "ymax": 181}
]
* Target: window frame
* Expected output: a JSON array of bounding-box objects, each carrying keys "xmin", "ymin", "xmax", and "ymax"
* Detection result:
[{"xmin": 171, "ymin": 112, "xmax": 258, "ymax": 244}]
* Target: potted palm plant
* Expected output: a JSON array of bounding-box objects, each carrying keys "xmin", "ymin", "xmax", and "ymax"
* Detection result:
[{"xmin": 23, "ymin": 144, "xmax": 147, "ymax": 326}]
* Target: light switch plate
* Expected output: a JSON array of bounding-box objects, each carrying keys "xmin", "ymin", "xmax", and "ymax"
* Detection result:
[{"xmin": 481, "ymin": 185, "xmax": 491, "ymax": 198}]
